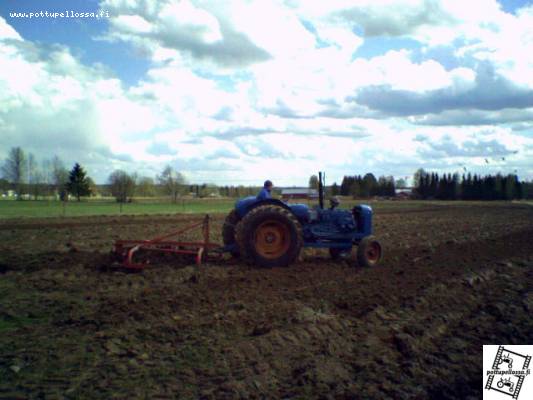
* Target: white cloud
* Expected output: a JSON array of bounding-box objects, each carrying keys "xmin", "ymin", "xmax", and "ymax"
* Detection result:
[
  {"xmin": 1, "ymin": 2, "xmax": 532, "ymax": 184},
  {"xmin": 351, "ymin": 50, "xmax": 455, "ymax": 92},
  {"xmin": 0, "ymin": 29, "xmax": 155, "ymax": 178},
  {"xmin": 0, "ymin": 16, "xmax": 22, "ymax": 40},
  {"xmin": 316, "ymin": 25, "xmax": 363, "ymax": 53},
  {"xmin": 229, "ymin": 1, "xmax": 316, "ymax": 57},
  {"xmin": 111, "ymin": 15, "xmax": 153, "ymax": 34},
  {"xmin": 455, "ymin": 5, "xmax": 533, "ymax": 89},
  {"xmin": 449, "ymin": 67, "xmax": 476, "ymax": 91},
  {"xmin": 100, "ymin": 0, "xmax": 271, "ymax": 67},
  {"xmin": 0, "ymin": 47, "xmax": 44, "ymax": 105},
  {"xmin": 158, "ymin": 0, "xmax": 222, "ymax": 43}
]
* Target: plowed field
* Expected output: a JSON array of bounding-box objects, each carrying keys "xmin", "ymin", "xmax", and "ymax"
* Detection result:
[{"xmin": 1, "ymin": 202, "xmax": 532, "ymax": 399}]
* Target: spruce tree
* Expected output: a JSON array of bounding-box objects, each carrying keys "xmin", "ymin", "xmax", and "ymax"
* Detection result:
[
  {"xmin": 467, "ymin": 173, "xmax": 473, "ymax": 200},
  {"xmin": 340, "ymin": 176, "xmax": 349, "ymax": 196},
  {"xmin": 331, "ymin": 183, "xmax": 339, "ymax": 196},
  {"xmin": 66, "ymin": 163, "xmax": 91, "ymax": 201}
]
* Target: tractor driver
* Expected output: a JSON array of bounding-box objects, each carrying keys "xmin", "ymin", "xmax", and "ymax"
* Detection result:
[
  {"xmin": 329, "ymin": 196, "xmax": 340, "ymax": 210},
  {"xmin": 257, "ymin": 180, "xmax": 273, "ymax": 200}
]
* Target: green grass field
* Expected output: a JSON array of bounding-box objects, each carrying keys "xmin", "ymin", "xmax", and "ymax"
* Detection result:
[
  {"xmin": 0, "ymin": 199, "xmax": 236, "ymax": 218},
  {"xmin": 1, "ymin": 198, "xmax": 529, "ymax": 219},
  {"xmin": 0, "ymin": 198, "xmax": 415, "ymax": 219}
]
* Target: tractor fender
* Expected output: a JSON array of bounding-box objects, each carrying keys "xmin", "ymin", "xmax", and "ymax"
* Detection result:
[
  {"xmin": 236, "ymin": 197, "xmax": 292, "ymax": 218},
  {"xmin": 352, "ymin": 204, "xmax": 373, "ymax": 236}
]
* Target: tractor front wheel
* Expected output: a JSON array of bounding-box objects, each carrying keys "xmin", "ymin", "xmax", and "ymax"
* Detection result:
[
  {"xmin": 356, "ymin": 236, "xmax": 382, "ymax": 267},
  {"xmin": 235, "ymin": 205, "xmax": 302, "ymax": 268}
]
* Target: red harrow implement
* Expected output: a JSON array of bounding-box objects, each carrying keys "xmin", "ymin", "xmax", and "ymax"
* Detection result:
[{"xmin": 112, "ymin": 215, "xmax": 222, "ymax": 270}]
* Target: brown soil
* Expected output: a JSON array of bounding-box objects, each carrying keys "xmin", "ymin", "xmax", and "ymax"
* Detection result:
[{"xmin": 0, "ymin": 203, "xmax": 532, "ymax": 399}]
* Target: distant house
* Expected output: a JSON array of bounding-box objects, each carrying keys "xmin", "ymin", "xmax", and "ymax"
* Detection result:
[
  {"xmin": 395, "ymin": 187, "xmax": 414, "ymax": 199},
  {"xmin": 281, "ymin": 188, "xmax": 319, "ymax": 200}
]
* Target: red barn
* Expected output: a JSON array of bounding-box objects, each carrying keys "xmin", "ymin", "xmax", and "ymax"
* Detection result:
[{"xmin": 281, "ymin": 188, "xmax": 319, "ymax": 200}]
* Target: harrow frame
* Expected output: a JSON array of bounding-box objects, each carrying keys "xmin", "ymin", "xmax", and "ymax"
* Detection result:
[{"xmin": 112, "ymin": 215, "xmax": 222, "ymax": 270}]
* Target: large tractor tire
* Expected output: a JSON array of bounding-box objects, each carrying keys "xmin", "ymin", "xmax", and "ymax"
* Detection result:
[
  {"xmin": 356, "ymin": 235, "xmax": 382, "ymax": 267},
  {"xmin": 235, "ymin": 205, "xmax": 303, "ymax": 268},
  {"xmin": 222, "ymin": 209, "xmax": 241, "ymax": 257}
]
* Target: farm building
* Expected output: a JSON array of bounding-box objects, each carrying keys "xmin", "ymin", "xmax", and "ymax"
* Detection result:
[
  {"xmin": 281, "ymin": 188, "xmax": 319, "ymax": 200},
  {"xmin": 395, "ymin": 187, "xmax": 414, "ymax": 199}
]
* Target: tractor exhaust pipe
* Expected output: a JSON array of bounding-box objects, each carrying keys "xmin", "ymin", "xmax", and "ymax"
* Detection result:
[{"xmin": 318, "ymin": 171, "xmax": 324, "ymax": 209}]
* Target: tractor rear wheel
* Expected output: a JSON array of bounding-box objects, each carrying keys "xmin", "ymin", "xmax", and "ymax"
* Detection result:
[
  {"xmin": 235, "ymin": 205, "xmax": 302, "ymax": 268},
  {"xmin": 356, "ymin": 235, "xmax": 382, "ymax": 267},
  {"xmin": 222, "ymin": 209, "xmax": 241, "ymax": 257}
]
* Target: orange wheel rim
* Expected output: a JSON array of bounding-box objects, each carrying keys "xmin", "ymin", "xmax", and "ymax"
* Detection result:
[
  {"xmin": 365, "ymin": 242, "xmax": 381, "ymax": 264},
  {"xmin": 254, "ymin": 220, "xmax": 290, "ymax": 259}
]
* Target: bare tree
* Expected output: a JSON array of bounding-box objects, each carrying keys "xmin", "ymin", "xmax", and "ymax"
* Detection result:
[
  {"xmin": 395, "ymin": 178, "xmax": 407, "ymax": 189},
  {"xmin": 51, "ymin": 156, "xmax": 69, "ymax": 198},
  {"xmin": 108, "ymin": 170, "xmax": 136, "ymax": 203},
  {"xmin": 41, "ymin": 159, "xmax": 52, "ymax": 196},
  {"xmin": 309, "ymin": 175, "xmax": 319, "ymax": 189},
  {"xmin": 86, "ymin": 176, "xmax": 98, "ymax": 197},
  {"xmin": 157, "ymin": 165, "xmax": 185, "ymax": 203},
  {"xmin": 0, "ymin": 178, "xmax": 9, "ymax": 194},
  {"xmin": 413, "ymin": 168, "xmax": 426, "ymax": 189},
  {"xmin": 27, "ymin": 153, "xmax": 45, "ymax": 200},
  {"xmin": 199, "ymin": 183, "xmax": 219, "ymax": 198},
  {"xmin": 1, "ymin": 147, "xmax": 26, "ymax": 200},
  {"xmin": 137, "ymin": 176, "xmax": 156, "ymax": 197}
]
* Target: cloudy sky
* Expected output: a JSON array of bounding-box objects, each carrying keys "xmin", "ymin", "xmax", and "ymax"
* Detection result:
[{"xmin": 1, "ymin": 0, "xmax": 532, "ymax": 186}]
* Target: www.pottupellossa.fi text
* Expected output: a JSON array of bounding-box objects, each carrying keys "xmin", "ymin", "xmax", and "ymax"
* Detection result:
[{"xmin": 9, "ymin": 10, "xmax": 110, "ymax": 19}]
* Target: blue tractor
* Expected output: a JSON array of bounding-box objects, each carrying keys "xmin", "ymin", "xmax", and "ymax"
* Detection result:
[{"xmin": 222, "ymin": 172, "xmax": 382, "ymax": 268}]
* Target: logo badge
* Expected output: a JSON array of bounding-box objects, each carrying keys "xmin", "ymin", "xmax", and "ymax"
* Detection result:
[{"xmin": 484, "ymin": 345, "xmax": 532, "ymax": 399}]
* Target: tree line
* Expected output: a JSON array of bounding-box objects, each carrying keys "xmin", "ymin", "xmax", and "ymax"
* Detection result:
[
  {"xmin": 2, "ymin": 146, "xmax": 533, "ymax": 202},
  {"xmin": 333, "ymin": 174, "xmax": 396, "ymax": 198},
  {"xmin": 0, "ymin": 147, "xmax": 260, "ymax": 202},
  {"xmin": 0, "ymin": 147, "xmax": 92, "ymax": 201},
  {"xmin": 413, "ymin": 169, "xmax": 532, "ymax": 200}
]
